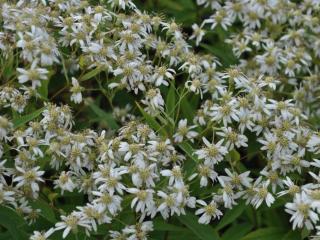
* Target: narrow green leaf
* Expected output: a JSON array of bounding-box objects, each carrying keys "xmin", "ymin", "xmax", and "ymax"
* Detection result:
[
  {"xmin": 29, "ymin": 199, "xmax": 57, "ymax": 223},
  {"xmin": 3, "ymin": 52, "xmax": 14, "ymax": 79},
  {"xmin": 179, "ymin": 142, "xmax": 198, "ymax": 177},
  {"xmin": 200, "ymin": 43, "xmax": 237, "ymax": 66},
  {"xmin": 80, "ymin": 67, "xmax": 102, "ymax": 81},
  {"xmin": 281, "ymin": 231, "xmax": 301, "ymax": 240},
  {"xmin": 38, "ymin": 79, "xmax": 49, "ymax": 100},
  {"xmin": 88, "ymin": 103, "xmax": 119, "ymax": 130},
  {"xmin": 166, "ymin": 83, "xmax": 176, "ymax": 119},
  {"xmin": 153, "ymin": 218, "xmax": 185, "ymax": 232},
  {"xmin": 301, "ymin": 228, "xmax": 310, "ymax": 239},
  {"xmin": 136, "ymin": 103, "xmax": 166, "ymax": 136},
  {"xmin": 222, "ymin": 223, "xmax": 253, "ymax": 240},
  {"xmin": 158, "ymin": 0, "xmax": 184, "ymax": 11},
  {"xmin": 241, "ymin": 227, "xmax": 286, "ymax": 240},
  {"xmin": 178, "ymin": 142, "xmax": 198, "ymax": 163},
  {"xmin": 0, "ymin": 206, "xmax": 28, "ymax": 240},
  {"xmin": 13, "ymin": 107, "xmax": 44, "ymax": 129},
  {"xmin": 215, "ymin": 202, "xmax": 246, "ymax": 231},
  {"xmin": 177, "ymin": 211, "xmax": 220, "ymax": 240},
  {"xmin": 180, "ymin": 97, "xmax": 194, "ymax": 122},
  {"xmin": 164, "ymin": 231, "xmax": 197, "ymax": 240},
  {"xmin": 229, "ymin": 149, "xmax": 240, "ymax": 162}
]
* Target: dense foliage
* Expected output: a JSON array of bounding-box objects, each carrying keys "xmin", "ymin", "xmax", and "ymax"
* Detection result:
[{"xmin": 1, "ymin": 0, "xmax": 320, "ymax": 239}]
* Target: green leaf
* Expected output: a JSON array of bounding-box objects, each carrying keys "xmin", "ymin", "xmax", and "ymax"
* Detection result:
[
  {"xmin": 281, "ymin": 231, "xmax": 301, "ymax": 240},
  {"xmin": 178, "ymin": 142, "xmax": 198, "ymax": 163},
  {"xmin": 158, "ymin": 0, "xmax": 184, "ymax": 11},
  {"xmin": 80, "ymin": 67, "xmax": 102, "ymax": 81},
  {"xmin": 153, "ymin": 218, "xmax": 186, "ymax": 232},
  {"xmin": 179, "ymin": 142, "xmax": 198, "ymax": 177},
  {"xmin": 88, "ymin": 103, "xmax": 119, "ymax": 130},
  {"xmin": 200, "ymin": 43, "xmax": 237, "ymax": 66},
  {"xmin": 222, "ymin": 223, "xmax": 253, "ymax": 240},
  {"xmin": 163, "ymin": 231, "xmax": 197, "ymax": 240},
  {"xmin": 2, "ymin": 52, "xmax": 15, "ymax": 79},
  {"xmin": 29, "ymin": 199, "xmax": 57, "ymax": 223},
  {"xmin": 0, "ymin": 206, "xmax": 28, "ymax": 240},
  {"xmin": 38, "ymin": 79, "xmax": 49, "ymax": 100},
  {"xmin": 241, "ymin": 228, "xmax": 286, "ymax": 240},
  {"xmin": 180, "ymin": 97, "xmax": 195, "ymax": 122},
  {"xmin": 229, "ymin": 149, "xmax": 240, "ymax": 162},
  {"xmin": 301, "ymin": 228, "xmax": 310, "ymax": 239},
  {"xmin": 13, "ymin": 107, "xmax": 44, "ymax": 129},
  {"xmin": 166, "ymin": 83, "xmax": 176, "ymax": 119},
  {"xmin": 136, "ymin": 102, "xmax": 166, "ymax": 136},
  {"xmin": 215, "ymin": 202, "xmax": 246, "ymax": 231},
  {"xmin": 177, "ymin": 211, "xmax": 220, "ymax": 240}
]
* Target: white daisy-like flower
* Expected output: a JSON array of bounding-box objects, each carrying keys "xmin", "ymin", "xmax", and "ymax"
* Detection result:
[
  {"xmin": 13, "ymin": 166, "xmax": 44, "ymax": 194},
  {"xmin": 285, "ymin": 192, "xmax": 319, "ymax": 230},
  {"xmin": 70, "ymin": 77, "xmax": 84, "ymax": 104},
  {"xmin": 195, "ymin": 199, "xmax": 223, "ymax": 224},
  {"xmin": 17, "ymin": 60, "xmax": 48, "ymax": 88},
  {"xmin": 30, "ymin": 228, "xmax": 55, "ymax": 240},
  {"xmin": 173, "ymin": 119, "xmax": 198, "ymax": 143},
  {"xmin": 54, "ymin": 171, "xmax": 76, "ymax": 194},
  {"xmin": 126, "ymin": 188, "xmax": 155, "ymax": 214},
  {"xmin": 161, "ymin": 165, "xmax": 183, "ymax": 186},
  {"xmin": 54, "ymin": 212, "xmax": 92, "ymax": 239},
  {"xmin": 189, "ymin": 23, "xmax": 205, "ymax": 46},
  {"xmin": 195, "ymin": 137, "xmax": 228, "ymax": 166}
]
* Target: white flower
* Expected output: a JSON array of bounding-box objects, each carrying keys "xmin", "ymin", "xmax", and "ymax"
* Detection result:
[
  {"xmin": 95, "ymin": 166, "xmax": 127, "ymax": 195},
  {"xmin": 189, "ymin": 164, "xmax": 217, "ymax": 187},
  {"xmin": 116, "ymin": 30, "xmax": 142, "ymax": 52},
  {"xmin": 161, "ymin": 166, "xmax": 183, "ymax": 186},
  {"xmin": 0, "ymin": 116, "xmax": 12, "ymax": 141},
  {"xmin": 0, "ymin": 183, "xmax": 15, "ymax": 204},
  {"xmin": 217, "ymin": 127, "xmax": 248, "ymax": 150},
  {"xmin": 210, "ymin": 99, "xmax": 239, "ymax": 126},
  {"xmin": 123, "ymin": 221, "xmax": 153, "ymax": 240},
  {"xmin": 119, "ymin": 141, "xmax": 144, "ymax": 161},
  {"xmin": 218, "ymin": 177, "xmax": 239, "ymax": 208},
  {"xmin": 173, "ymin": 119, "xmax": 198, "ymax": 143},
  {"xmin": 92, "ymin": 191, "xmax": 122, "ymax": 215},
  {"xmin": 55, "ymin": 212, "xmax": 92, "ymax": 239},
  {"xmin": 203, "ymin": 9, "xmax": 232, "ymax": 30},
  {"xmin": 141, "ymin": 88, "xmax": 165, "ymax": 114},
  {"xmin": 152, "ymin": 66, "xmax": 175, "ymax": 86},
  {"xmin": 277, "ymin": 177, "xmax": 300, "ymax": 197},
  {"xmin": 17, "ymin": 60, "xmax": 48, "ymax": 88},
  {"xmin": 251, "ymin": 180, "xmax": 275, "ymax": 209},
  {"xmin": 185, "ymin": 79, "xmax": 203, "ymax": 98},
  {"xmin": 195, "ymin": 137, "xmax": 228, "ymax": 166},
  {"xmin": 108, "ymin": 0, "xmax": 136, "ymax": 10},
  {"xmin": 54, "ymin": 171, "xmax": 76, "ymax": 194},
  {"xmin": 13, "ymin": 166, "xmax": 44, "ymax": 195},
  {"xmin": 30, "ymin": 228, "xmax": 54, "ymax": 240},
  {"xmin": 220, "ymin": 168, "xmax": 252, "ymax": 189},
  {"xmin": 126, "ymin": 188, "xmax": 155, "ymax": 215},
  {"xmin": 307, "ymin": 134, "xmax": 320, "ymax": 154},
  {"xmin": 70, "ymin": 77, "xmax": 84, "ymax": 104},
  {"xmin": 157, "ymin": 191, "xmax": 181, "ymax": 219},
  {"xmin": 189, "ymin": 24, "xmax": 205, "ymax": 46},
  {"xmin": 195, "ymin": 199, "xmax": 223, "ymax": 224},
  {"xmin": 285, "ymin": 192, "xmax": 319, "ymax": 230},
  {"xmin": 131, "ymin": 160, "xmax": 158, "ymax": 188}
]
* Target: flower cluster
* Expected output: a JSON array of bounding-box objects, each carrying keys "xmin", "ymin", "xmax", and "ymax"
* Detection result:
[{"xmin": 0, "ymin": 0, "xmax": 320, "ymax": 239}]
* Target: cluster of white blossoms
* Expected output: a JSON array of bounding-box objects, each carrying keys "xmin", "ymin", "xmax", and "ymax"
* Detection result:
[
  {"xmin": 0, "ymin": 0, "xmax": 320, "ymax": 239},
  {"xmin": 193, "ymin": 0, "xmax": 320, "ymax": 117}
]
